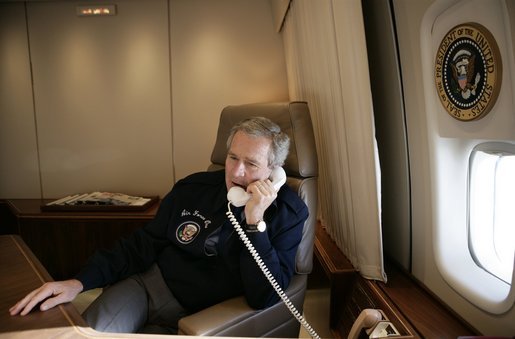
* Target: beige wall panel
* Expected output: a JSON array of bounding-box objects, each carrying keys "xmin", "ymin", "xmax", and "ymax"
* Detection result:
[
  {"xmin": 27, "ymin": 0, "xmax": 174, "ymax": 198},
  {"xmin": 0, "ymin": 0, "xmax": 289, "ymax": 198},
  {"xmin": 170, "ymin": 0, "xmax": 289, "ymax": 180},
  {"xmin": 0, "ymin": 3, "xmax": 42, "ymax": 198}
]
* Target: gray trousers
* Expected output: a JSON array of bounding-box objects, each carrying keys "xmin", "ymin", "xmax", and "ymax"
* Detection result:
[{"xmin": 82, "ymin": 264, "xmax": 190, "ymax": 334}]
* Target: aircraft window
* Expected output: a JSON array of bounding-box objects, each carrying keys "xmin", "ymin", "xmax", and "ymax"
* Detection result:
[{"xmin": 469, "ymin": 142, "xmax": 515, "ymax": 285}]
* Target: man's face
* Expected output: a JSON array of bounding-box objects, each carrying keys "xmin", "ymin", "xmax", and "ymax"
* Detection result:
[{"xmin": 225, "ymin": 131, "xmax": 273, "ymax": 191}]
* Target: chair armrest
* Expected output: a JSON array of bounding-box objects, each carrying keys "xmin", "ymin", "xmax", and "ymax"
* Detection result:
[
  {"xmin": 178, "ymin": 297, "xmax": 258, "ymax": 336},
  {"xmin": 178, "ymin": 274, "xmax": 307, "ymax": 337}
]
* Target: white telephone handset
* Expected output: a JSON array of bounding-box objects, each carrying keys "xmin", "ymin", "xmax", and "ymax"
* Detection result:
[
  {"xmin": 348, "ymin": 308, "xmax": 400, "ymax": 338},
  {"xmin": 227, "ymin": 167, "xmax": 287, "ymax": 207},
  {"xmin": 348, "ymin": 309, "xmax": 382, "ymax": 339}
]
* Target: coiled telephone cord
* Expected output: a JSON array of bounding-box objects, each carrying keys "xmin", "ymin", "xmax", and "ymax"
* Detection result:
[{"xmin": 227, "ymin": 203, "xmax": 321, "ymax": 339}]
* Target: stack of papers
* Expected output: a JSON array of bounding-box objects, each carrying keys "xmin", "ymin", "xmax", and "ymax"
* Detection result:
[{"xmin": 46, "ymin": 192, "xmax": 152, "ymax": 207}]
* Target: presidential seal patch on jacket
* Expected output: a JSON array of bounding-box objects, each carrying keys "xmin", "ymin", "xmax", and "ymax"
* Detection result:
[{"xmin": 177, "ymin": 222, "xmax": 200, "ymax": 244}]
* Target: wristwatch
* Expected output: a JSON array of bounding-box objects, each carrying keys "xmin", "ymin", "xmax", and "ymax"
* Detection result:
[{"xmin": 246, "ymin": 220, "xmax": 266, "ymax": 233}]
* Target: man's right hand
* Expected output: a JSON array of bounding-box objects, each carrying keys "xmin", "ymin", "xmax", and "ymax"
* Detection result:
[{"xmin": 9, "ymin": 279, "xmax": 83, "ymax": 316}]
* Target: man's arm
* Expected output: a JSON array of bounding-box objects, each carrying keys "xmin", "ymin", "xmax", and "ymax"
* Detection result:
[
  {"xmin": 239, "ymin": 187, "xmax": 308, "ymax": 309},
  {"xmin": 9, "ymin": 279, "xmax": 83, "ymax": 316},
  {"xmin": 10, "ymin": 188, "xmax": 177, "ymax": 316},
  {"xmin": 74, "ymin": 189, "xmax": 177, "ymax": 291}
]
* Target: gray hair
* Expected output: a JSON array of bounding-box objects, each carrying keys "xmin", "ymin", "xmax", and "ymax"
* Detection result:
[{"xmin": 227, "ymin": 117, "xmax": 290, "ymax": 168}]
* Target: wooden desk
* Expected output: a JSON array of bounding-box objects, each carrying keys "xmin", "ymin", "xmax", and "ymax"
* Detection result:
[
  {"xmin": 0, "ymin": 235, "xmax": 208, "ymax": 339},
  {"xmin": 0, "ymin": 235, "xmax": 86, "ymax": 334},
  {"xmin": 7, "ymin": 199, "xmax": 159, "ymax": 280}
]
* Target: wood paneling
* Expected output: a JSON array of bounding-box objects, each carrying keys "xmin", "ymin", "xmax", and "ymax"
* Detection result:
[
  {"xmin": 376, "ymin": 261, "xmax": 480, "ymax": 338},
  {"xmin": 7, "ymin": 199, "xmax": 159, "ymax": 280},
  {"xmin": 314, "ymin": 222, "xmax": 479, "ymax": 338},
  {"xmin": 0, "ymin": 200, "xmax": 18, "ymax": 235}
]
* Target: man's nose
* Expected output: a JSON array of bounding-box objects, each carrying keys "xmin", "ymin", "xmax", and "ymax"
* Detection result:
[{"xmin": 233, "ymin": 162, "xmax": 245, "ymax": 177}]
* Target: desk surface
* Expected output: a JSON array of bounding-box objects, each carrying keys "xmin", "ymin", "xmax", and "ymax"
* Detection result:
[{"xmin": 0, "ymin": 235, "xmax": 86, "ymax": 334}]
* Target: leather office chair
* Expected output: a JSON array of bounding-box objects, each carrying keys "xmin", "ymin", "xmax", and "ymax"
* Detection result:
[{"xmin": 177, "ymin": 101, "xmax": 319, "ymax": 337}]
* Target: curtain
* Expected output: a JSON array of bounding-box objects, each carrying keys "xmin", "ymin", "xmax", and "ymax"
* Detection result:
[{"xmin": 281, "ymin": 0, "xmax": 386, "ymax": 281}]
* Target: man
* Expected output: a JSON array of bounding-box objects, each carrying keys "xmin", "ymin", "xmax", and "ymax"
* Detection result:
[{"xmin": 10, "ymin": 117, "xmax": 308, "ymax": 334}]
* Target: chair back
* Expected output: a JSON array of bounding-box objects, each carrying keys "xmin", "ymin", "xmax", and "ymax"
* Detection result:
[{"xmin": 210, "ymin": 101, "xmax": 318, "ymax": 274}]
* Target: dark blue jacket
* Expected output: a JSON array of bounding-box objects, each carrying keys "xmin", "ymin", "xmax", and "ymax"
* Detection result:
[{"xmin": 75, "ymin": 170, "xmax": 308, "ymax": 312}]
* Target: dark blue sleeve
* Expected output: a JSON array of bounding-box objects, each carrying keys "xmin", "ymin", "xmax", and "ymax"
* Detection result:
[
  {"xmin": 75, "ymin": 189, "xmax": 176, "ymax": 291},
  {"xmin": 239, "ymin": 188, "xmax": 308, "ymax": 309}
]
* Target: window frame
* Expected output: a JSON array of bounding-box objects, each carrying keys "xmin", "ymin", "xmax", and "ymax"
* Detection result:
[{"xmin": 468, "ymin": 142, "xmax": 515, "ymax": 285}]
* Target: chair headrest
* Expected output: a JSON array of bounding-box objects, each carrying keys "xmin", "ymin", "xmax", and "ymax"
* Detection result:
[{"xmin": 210, "ymin": 101, "xmax": 318, "ymax": 178}]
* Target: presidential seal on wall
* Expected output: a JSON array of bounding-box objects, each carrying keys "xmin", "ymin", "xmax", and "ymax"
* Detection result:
[{"xmin": 435, "ymin": 22, "xmax": 502, "ymax": 121}]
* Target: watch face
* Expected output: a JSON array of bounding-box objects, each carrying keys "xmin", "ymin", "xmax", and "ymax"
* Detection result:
[
  {"xmin": 257, "ymin": 221, "xmax": 266, "ymax": 232},
  {"xmin": 434, "ymin": 22, "xmax": 502, "ymax": 121}
]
